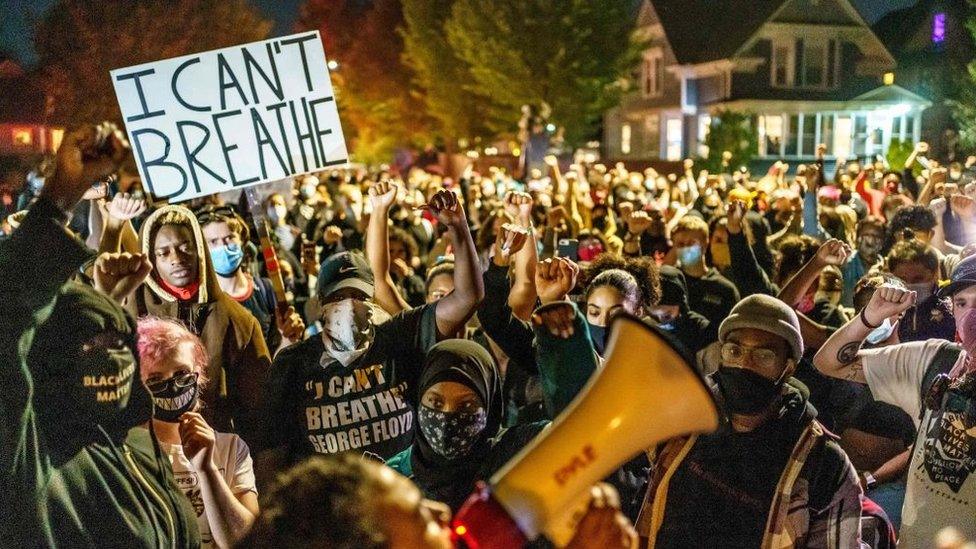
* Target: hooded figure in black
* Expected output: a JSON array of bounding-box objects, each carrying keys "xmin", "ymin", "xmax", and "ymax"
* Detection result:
[
  {"xmin": 386, "ymin": 339, "xmax": 502, "ymax": 510},
  {"xmin": 647, "ymin": 266, "xmax": 717, "ymax": 355},
  {"xmin": 1, "ymin": 198, "xmax": 199, "ymax": 547}
]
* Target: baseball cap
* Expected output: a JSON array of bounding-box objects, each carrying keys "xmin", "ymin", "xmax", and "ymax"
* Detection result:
[
  {"xmin": 316, "ymin": 251, "xmax": 375, "ymax": 300},
  {"xmin": 939, "ymin": 254, "xmax": 976, "ymax": 298}
]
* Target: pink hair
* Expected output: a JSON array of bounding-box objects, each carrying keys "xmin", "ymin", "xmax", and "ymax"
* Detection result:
[{"xmin": 136, "ymin": 316, "xmax": 209, "ymax": 388}]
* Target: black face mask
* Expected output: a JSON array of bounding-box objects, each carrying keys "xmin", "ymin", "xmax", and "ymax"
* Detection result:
[
  {"xmin": 716, "ymin": 366, "xmax": 786, "ymax": 415},
  {"xmin": 587, "ymin": 322, "xmax": 608, "ymax": 356},
  {"xmin": 149, "ymin": 373, "xmax": 199, "ymax": 423}
]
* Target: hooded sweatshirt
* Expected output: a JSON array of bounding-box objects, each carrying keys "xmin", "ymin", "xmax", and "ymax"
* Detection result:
[
  {"xmin": 1, "ymin": 198, "xmax": 199, "ymax": 548},
  {"xmin": 128, "ymin": 205, "xmax": 271, "ymax": 449},
  {"xmin": 387, "ymin": 340, "xmax": 502, "ymax": 510}
]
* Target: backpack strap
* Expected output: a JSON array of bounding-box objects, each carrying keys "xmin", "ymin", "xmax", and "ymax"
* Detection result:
[{"xmin": 918, "ymin": 343, "xmax": 962, "ymax": 418}]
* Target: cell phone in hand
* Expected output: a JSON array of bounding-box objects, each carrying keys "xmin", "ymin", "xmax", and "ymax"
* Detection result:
[{"xmin": 557, "ymin": 238, "xmax": 579, "ymax": 262}]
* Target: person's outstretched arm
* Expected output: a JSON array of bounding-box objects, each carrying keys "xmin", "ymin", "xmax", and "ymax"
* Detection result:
[
  {"xmin": 1, "ymin": 125, "xmax": 126, "ymax": 486},
  {"xmin": 504, "ymin": 191, "xmax": 538, "ymax": 321},
  {"xmin": 778, "ymin": 239, "xmax": 851, "ymax": 308},
  {"xmin": 429, "ymin": 190, "xmax": 485, "ymax": 338},
  {"xmin": 813, "ymin": 284, "xmax": 915, "ymax": 383},
  {"xmin": 366, "ymin": 180, "xmax": 410, "ymax": 316}
]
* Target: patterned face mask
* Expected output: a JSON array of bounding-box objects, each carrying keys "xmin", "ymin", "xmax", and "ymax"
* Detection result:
[{"xmin": 417, "ymin": 405, "xmax": 488, "ymax": 460}]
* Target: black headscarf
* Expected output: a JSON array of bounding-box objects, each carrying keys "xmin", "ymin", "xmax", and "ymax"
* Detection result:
[{"xmin": 411, "ymin": 339, "xmax": 502, "ymax": 510}]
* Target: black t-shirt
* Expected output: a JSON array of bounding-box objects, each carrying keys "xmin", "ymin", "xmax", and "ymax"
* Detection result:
[
  {"xmin": 266, "ymin": 303, "xmax": 439, "ymax": 459},
  {"xmin": 684, "ymin": 268, "xmax": 740, "ymax": 325}
]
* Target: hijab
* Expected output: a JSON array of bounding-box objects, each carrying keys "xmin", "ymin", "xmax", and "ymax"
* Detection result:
[{"xmin": 411, "ymin": 339, "xmax": 502, "ymax": 510}]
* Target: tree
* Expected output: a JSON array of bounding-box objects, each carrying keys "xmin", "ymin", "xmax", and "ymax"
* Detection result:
[
  {"xmin": 33, "ymin": 0, "xmax": 272, "ymax": 126},
  {"xmin": 400, "ymin": 0, "xmax": 493, "ymax": 146},
  {"xmin": 442, "ymin": 0, "xmax": 641, "ymax": 146},
  {"xmin": 701, "ymin": 110, "xmax": 758, "ymax": 172},
  {"xmin": 298, "ymin": 0, "xmax": 432, "ymax": 163},
  {"xmin": 951, "ymin": 1, "xmax": 976, "ymax": 149}
]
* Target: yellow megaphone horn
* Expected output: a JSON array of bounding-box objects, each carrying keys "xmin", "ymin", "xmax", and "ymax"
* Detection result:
[{"xmin": 452, "ymin": 313, "xmax": 720, "ymax": 548}]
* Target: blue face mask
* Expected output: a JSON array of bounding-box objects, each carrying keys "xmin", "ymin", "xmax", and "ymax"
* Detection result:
[
  {"xmin": 866, "ymin": 317, "xmax": 895, "ymax": 344},
  {"xmin": 678, "ymin": 244, "xmax": 703, "ymax": 266},
  {"xmin": 210, "ymin": 244, "xmax": 244, "ymax": 276}
]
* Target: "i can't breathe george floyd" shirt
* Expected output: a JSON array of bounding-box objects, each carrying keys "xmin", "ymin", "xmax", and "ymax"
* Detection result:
[{"xmin": 264, "ymin": 303, "xmax": 439, "ymax": 460}]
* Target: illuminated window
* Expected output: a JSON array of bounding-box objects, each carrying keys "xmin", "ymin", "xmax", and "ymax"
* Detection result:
[
  {"xmin": 883, "ymin": 72, "xmax": 895, "ymax": 85},
  {"xmin": 12, "ymin": 128, "xmax": 32, "ymax": 147},
  {"xmin": 665, "ymin": 118, "xmax": 682, "ymax": 161},
  {"xmin": 621, "ymin": 123, "xmax": 632, "ymax": 154},
  {"xmin": 834, "ymin": 116, "xmax": 852, "ymax": 159},
  {"xmin": 698, "ymin": 115, "xmax": 711, "ymax": 157},
  {"xmin": 932, "ymin": 12, "xmax": 946, "ymax": 44},
  {"xmin": 50, "ymin": 128, "xmax": 64, "ymax": 151},
  {"xmin": 758, "ymin": 115, "xmax": 783, "ymax": 156}
]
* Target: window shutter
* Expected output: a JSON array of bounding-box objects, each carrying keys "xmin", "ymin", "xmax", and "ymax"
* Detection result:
[
  {"xmin": 794, "ymin": 38, "xmax": 804, "ymax": 87},
  {"xmin": 827, "ymin": 40, "xmax": 837, "ymax": 87}
]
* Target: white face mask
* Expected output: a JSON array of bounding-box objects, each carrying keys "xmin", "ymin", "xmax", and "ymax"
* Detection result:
[{"xmin": 319, "ymin": 298, "xmax": 390, "ymax": 367}]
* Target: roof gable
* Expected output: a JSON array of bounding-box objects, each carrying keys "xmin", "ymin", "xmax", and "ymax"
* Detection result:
[
  {"xmin": 650, "ymin": 0, "xmax": 787, "ymax": 65},
  {"xmin": 770, "ymin": 0, "xmax": 864, "ymax": 26}
]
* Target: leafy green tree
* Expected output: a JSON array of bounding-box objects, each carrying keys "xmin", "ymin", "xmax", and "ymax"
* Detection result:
[
  {"xmin": 701, "ymin": 110, "xmax": 758, "ymax": 172},
  {"xmin": 950, "ymin": 1, "xmax": 976, "ymax": 148},
  {"xmin": 34, "ymin": 0, "xmax": 271, "ymax": 125},
  {"xmin": 400, "ymin": 0, "xmax": 493, "ymax": 146},
  {"xmin": 442, "ymin": 0, "xmax": 640, "ymax": 146}
]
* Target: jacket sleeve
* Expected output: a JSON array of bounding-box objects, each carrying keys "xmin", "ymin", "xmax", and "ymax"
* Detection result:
[
  {"xmin": 0, "ymin": 198, "xmax": 93, "ymax": 490},
  {"xmin": 804, "ymin": 446, "xmax": 863, "ymax": 549},
  {"xmin": 533, "ymin": 303, "xmax": 599, "ymax": 418},
  {"xmin": 728, "ymin": 231, "xmax": 777, "ymax": 297},
  {"xmin": 478, "ymin": 264, "xmax": 538, "ymax": 375},
  {"xmin": 233, "ymin": 315, "xmax": 273, "ymax": 452}
]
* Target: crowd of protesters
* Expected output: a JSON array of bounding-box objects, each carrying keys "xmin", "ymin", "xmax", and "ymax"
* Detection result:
[{"xmin": 3, "ymin": 122, "xmax": 976, "ymax": 549}]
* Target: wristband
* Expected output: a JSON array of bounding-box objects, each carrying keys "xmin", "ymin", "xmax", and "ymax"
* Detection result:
[{"xmin": 860, "ymin": 308, "xmax": 881, "ymax": 329}]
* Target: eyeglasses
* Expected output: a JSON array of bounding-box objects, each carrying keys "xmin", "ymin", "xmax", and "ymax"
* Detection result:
[
  {"xmin": 194, "ymin": 205, "xmax": 239, "ymax": 225},
  {"xmin": 146, "ymin": 371, "xmax": 198, "ymax": 392},
  {"xmin": 720, "ymin": 342, "xmax": 781, "ymax": 370}
]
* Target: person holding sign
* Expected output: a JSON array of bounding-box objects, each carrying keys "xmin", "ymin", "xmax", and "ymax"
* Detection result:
[
  {"xmin": 0, "ymin": 125, "xmax": 200, "ymax": 548},
  {"xmin": 263, "ymin": 188, "xmax": 484, "ymax": 464},
  {"xmin": 97, "ymin": 201, "xmax": 273, "ymax": 451},
  {"xmin": 196, "ymin": 205, "xmax": 305, "ymax": 353}
]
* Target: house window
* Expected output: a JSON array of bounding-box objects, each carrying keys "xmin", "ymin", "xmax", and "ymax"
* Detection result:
[
  {"xmin": 771, "ymin": 39, "xmax": 836, "ymax": 89},
  {"xmin": 12, "ymin": 128, "xmax": 32, "ymax": 147},
  {"xmin": 758, "ymin": 115, "xmax": 783, "ymax": 157},
  {"xmin": 645, "ymin": 114, "xmax": 660, "ymax": 157},
  {"xmin": 621, "ymin": 123, "xmax": 632, "ymax": 155},
  {"xmin": 698, "ymin": 115, "xmax": 711, "ymax": 157},
  {"xmin": 801, "ymin": 114, "xmax": 816, "ymax": 156},
  {"xmin": 771, "ymin": 41, "xmax": 792, "ymax": 87},
  {"xmin": 786, "ymin": 115, "xmax": 800, "ymax": 156},
  {"xmin": 50, "ymin": 128, "xmax": 64, "ymax": 152},
  {"xmin": 665, "ymin": 118, "xmax": 682, "ymax": 161},
  {"xmin": 834, "ymin": 116, "xmax": 853, "ymax": 159},
  {"xmin": 803, "ymin": 43, "xmax": 827, "ymax": 87},
  {"xmin": 642, "ymin": 49, "xmax": 664, "ymax": 98},
  {"xmin": 820, "ymin": 115, "xmax": 834, "ymax": 155}
]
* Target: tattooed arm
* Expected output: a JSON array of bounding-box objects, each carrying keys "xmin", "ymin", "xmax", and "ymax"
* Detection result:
[{"xmin": 814, "ymin": 284, "xmax": 916, "ymax": 384}]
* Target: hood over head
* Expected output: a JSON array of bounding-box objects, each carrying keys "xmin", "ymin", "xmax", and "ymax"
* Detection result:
[
  {"xmin": 140, "ymin": 204, "xmax": 221, "ymax": 304},
  {"xmin": 29, "ymin": 281, "xmax": 152, "ymax": 449}
]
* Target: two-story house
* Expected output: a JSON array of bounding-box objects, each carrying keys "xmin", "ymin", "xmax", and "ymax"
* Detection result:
[{"xmin": 605, "ymin": 0, "xmax": 932, "ymax": 167}]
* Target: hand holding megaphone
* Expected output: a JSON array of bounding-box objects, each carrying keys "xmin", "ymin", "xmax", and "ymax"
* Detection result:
[{"xmin": 452, "ymin": 314, "xmax": 719, "ymax": 547}]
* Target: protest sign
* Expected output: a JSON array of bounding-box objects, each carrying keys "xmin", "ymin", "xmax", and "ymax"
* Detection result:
[{"xmin": 110, "ymin": 31, "xmax": 347, "ymax": 202}]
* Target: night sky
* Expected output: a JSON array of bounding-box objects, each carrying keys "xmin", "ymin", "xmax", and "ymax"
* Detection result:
[{"xmin": 1, "ymin": 0, "xmax": 918, "ymax": 67}]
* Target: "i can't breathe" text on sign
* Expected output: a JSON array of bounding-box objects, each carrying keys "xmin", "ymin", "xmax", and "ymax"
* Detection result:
[{"xmin": 111, "ymin": 31, "xmax": 348, "ymax": 202}]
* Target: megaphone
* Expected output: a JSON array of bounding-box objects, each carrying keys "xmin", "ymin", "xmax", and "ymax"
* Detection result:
[{"xmin": 452, "ymin": 314, "xmax": 719, "ymax": 547}]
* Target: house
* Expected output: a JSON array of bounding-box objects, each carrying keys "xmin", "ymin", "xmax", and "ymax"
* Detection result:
[
  {"xmin": 0, "ymin": 57, "xmax": 63, "ymax": 159},
  {"xmin": 604, "ymin": 0, "xmax": 932, "ymax": 167},
  {"xmin": 873, "ymin": 0, "xmax": 975, "ymax": 160}
]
